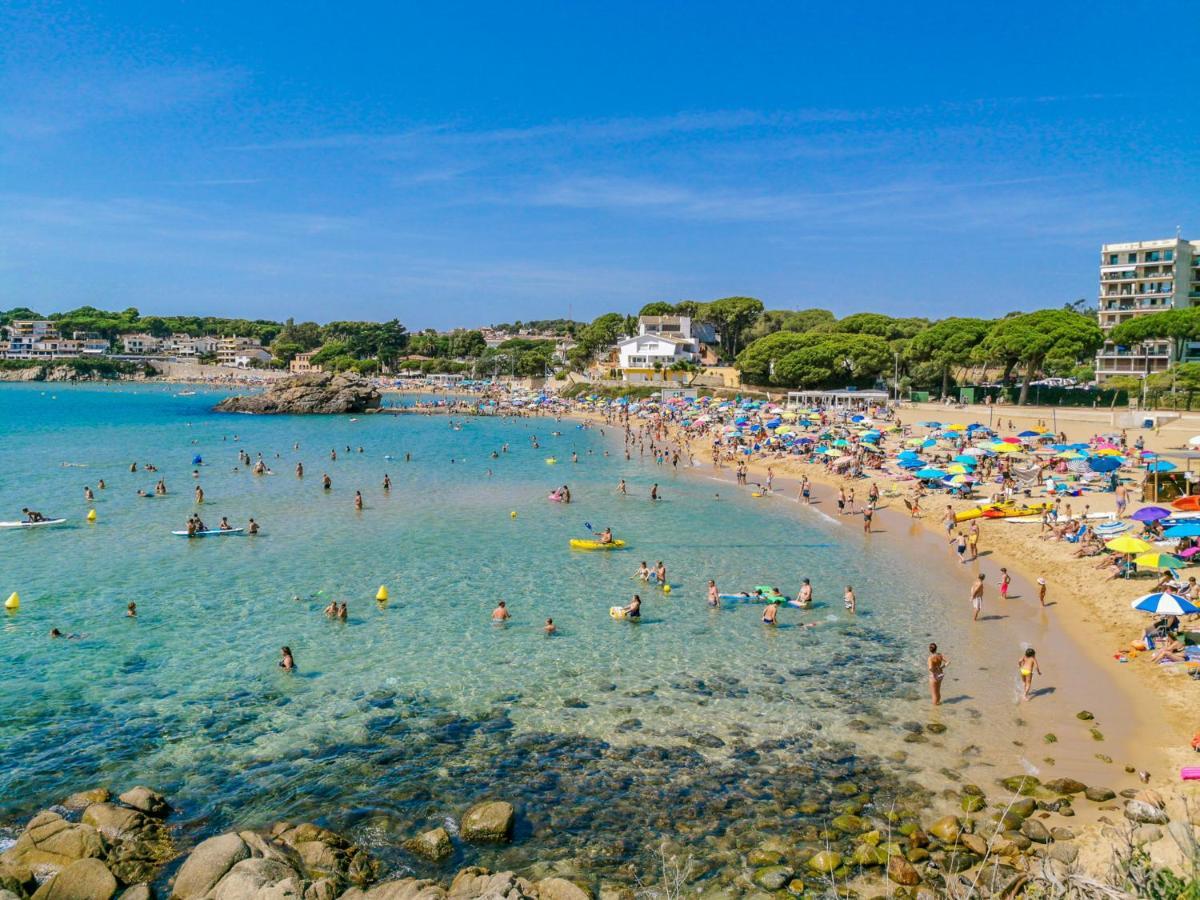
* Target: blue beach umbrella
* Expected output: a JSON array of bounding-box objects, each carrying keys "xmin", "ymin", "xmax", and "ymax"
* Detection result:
[
  {"xmin": 1164, "ymin": 523, "xmax": 1200, "ymax": 538},
  {"xmin": 1131, "ymin": 593, "xmax": 1200, "ymax": 615},
  {"xmin": 921, "ymin": 439, "xmax": 937, "ymax": 449},
  {"xmin": 1088, "ymin": 457, "xmax": 1122, "ymax": 473},
  {"xmin": 1147, "ymin": 460, "xmax": 1178, "ymax": 473},
  {"xmin": 916, "ymin": 468, "xmax": 947, "ymax": 480},
  {"xmin": 952, "ymin": 455, "xmax": 977, "ymax": 465},
  {"xmin": 1017, "ymin": 430, "xmax": 1041, "ymax": 438},
  {"xmin": 898, "ymin": 459, "xmax": 923, "ymax": 469},
  {"xmin": 918, "ymin": 421, "xmax": 942, "ymax": 428}
]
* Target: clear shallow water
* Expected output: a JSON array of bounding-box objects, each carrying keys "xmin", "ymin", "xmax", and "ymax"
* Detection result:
[{"xmin": 0, "ymin": 383, "xmax": 1114, "ymax": 881}]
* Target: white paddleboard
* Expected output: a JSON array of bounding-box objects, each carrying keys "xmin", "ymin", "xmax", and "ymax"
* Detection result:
[
  {"xmin": 171, "ymin": 528, "xmax": 245, "ymax": 537},
  {"xmin": 0, "ymin": 518, "xmax": 67, "ymax": 529}
]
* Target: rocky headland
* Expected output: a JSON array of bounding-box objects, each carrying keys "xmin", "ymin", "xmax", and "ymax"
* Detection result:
[{"xmin": 214, "ymin": 372, "xmax": 382, "ymax": 415}]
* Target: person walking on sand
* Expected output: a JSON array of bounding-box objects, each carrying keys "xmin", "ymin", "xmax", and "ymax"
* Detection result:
[
  {"xmin": 846, "ymin": 488, "xmax": 856, "ymax": 515},
  {"xmin": 1037, "ymin": 577, "xmax": 1047, "ymax": 607},
  {"xmin": 862, "ymin": 504, "xmax": 873, "ymax": 534},
  {"xmin": 927, "ymin": 643, "xmax": 947, "ymax": 706},
  {"xmin": 800, "ymin": 476, "xmax": 811, "ymax": 504},
  {"xmin": 1018, "ymin": 647, "xmax": 1042, "ymax": 700},
  {"xmin": 970, "ymin": 573, "xmax": 985, "ymax": 621},
  {"xmin": 967, "ymin": 521, "xmax": 980, "ymax": 561},
  {"xmin": 1115, "ymin": 483, "xmax": 1128, "ymax": 519},
  {"xmin": 943, "ymin": 505, "xmax": 956, "ymax": 536},
  {"xmin": 999, "ymin": 568, "xmax": 1011, "ymax": 599},
  {"xmin": 954, "ymin": 530, "xmax": 968, "ymax": 563}
]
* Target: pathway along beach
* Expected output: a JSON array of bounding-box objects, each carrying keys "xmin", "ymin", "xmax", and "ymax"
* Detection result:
[{"xmin": 0, "ymin": 383, "xmax": 1189, "ymax": 896}]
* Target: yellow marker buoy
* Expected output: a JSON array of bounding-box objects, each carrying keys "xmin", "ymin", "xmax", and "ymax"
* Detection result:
[
  {"xmin": 663, "ymin": 584, "xmax": 671, "ymax": 594},
  {"xmin": 376, "ymin": 585, "xmax": 389, "ymax": 601},
  {"xmin": 87, "ymin": 509, "xmax": 97, "ymax": 522},
  {"xmin": 5, "ymin": 592, "xmax": 19, "ymax": 611},
  {"xmin": 510, "ymin": 511, "xmax": 517, "ymax": 518}
]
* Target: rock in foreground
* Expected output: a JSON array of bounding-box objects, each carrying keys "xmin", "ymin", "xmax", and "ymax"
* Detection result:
[{"xmin": 214, "ymin": 372, "xmax": 381, "ymax": 415}]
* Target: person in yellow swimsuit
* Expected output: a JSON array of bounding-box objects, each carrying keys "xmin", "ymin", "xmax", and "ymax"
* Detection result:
[{"xmin": 1018, "ymin": 648, "xmax": 1042, "ymax": 701}]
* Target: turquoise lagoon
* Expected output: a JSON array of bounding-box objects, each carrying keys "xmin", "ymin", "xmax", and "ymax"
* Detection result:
[{"xmin": 0, "ymin": 384, "xmax": 1127, "ymax": 880}]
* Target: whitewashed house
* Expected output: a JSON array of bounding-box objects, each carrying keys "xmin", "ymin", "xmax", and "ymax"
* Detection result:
[{"xmin": 616, "ymin": 315, "xmax": 703, "ymax": 382}]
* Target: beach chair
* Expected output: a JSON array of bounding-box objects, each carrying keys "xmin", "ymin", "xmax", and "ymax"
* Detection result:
[{"xmin": 1065, "ymin": 524, "xmax": 1088, "ymax": 543}]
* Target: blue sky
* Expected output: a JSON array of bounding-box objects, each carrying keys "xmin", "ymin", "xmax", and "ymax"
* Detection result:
[{"xmin": 2, "ymin": 1, "xmax": 1197, "ymax": 329}]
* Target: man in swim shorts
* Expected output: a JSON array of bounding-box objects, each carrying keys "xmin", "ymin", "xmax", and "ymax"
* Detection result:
[{"xmin": 970, "ymin": 573, "xmax": 985, "ymax": 621}]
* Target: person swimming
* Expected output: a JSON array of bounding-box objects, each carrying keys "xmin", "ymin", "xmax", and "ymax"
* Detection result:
[
  {"xmin": 762, "ymin": 602, "xmax": 778, "ymax": 625},
  {"xmin": 279, "ymin": 646, "xmax": 296, "ymax": 671},
  {"xmin": 492, "ymin": 601, "xmax": 510, "ymax": 621},
  {"xmin": 637, "ymin": 562, "xmax": 650, "ymax": 582},
  {"xmin": 622, "ymin": 595, "xmax": 642, "ymax": 618},
  {"xmin": 544, "ymin": 618, "xmax": 557, "ymax": 635}
]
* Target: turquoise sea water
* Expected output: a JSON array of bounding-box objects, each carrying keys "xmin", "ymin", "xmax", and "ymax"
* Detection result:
[{"xmin": 0, "ymin": 383, "xmax": 1110, "ymax": 882}]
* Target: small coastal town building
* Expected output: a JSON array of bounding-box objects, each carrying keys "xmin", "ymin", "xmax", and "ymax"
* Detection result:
[
  {"xmin": 1096, "ymin": 237, "xmax": 1200, "ymax": 381},
  {"xmin": 166, "ymin": 334, "xmax": 219, "ymax": 357},
  {"xmin": 0, "ymin": 321, "xmax": 111, "ymax": 360},
  {"xmin": 786, "ymin": 389, "xmax": 890, "ymax": 409},
  {"xmin": 122, "ymin": 333, "xmax": 162, "ymax": 354},
  {"xmin": 617, "ymin": 315, "xmax": 707, "ymax": 381},
  {"xmin": 289, "ymin": 351, "xmax": 322, "ymax": 373},
  {"xmin": 216, "ymin": 337, "xmax": 271, "ymax": 367}
]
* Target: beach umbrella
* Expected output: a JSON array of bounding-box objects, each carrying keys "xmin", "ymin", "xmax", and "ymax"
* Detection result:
[
  {"xmin": 1131, "ymin": 592, "xmax": 1200, "ymax": 615},
  {"xmin": 1164, "ymin": 523, "xmax": 1200, "ymax": 538},
  {"xmin": 921, "ymin": 439, "xmax": 937, "ymax": 449},
  {"xmin": 1131, "ymin": 506, "xmax": 1172, "ymax": 522},
  {"xmin": 944, "ymin": 464, "xmax": 969, "ymax": 475},
  {"xmin": 962, "ymin": 447, "xmax": 990, "ymax": 457},
  {"xmin": 1017, "ymin": 430, "xmax": 1041, "ymax": 438},
  {"xmin": 1188, "ymin": 435, "xmax": 1200, "ymax": 447},
  {"xmin": 822, "ymin": 448, "xmax": 844, "ymax": 457},
  {"xmin": 1088, "ymin": 457, "xmax": 1122, "ymax": 473},
  {"xmin": 1105, "ymin": 535, "xmax": 1152, "ymax": 554},
  {"xmin": 916, "ymin": 468, "xmax": 947, "ymax": 480},
  {"xmin": 1134, "ymin": 552, "xmax": 1186, "ymax": 570},
  {"xmin": 952, "ymin": 454, "xmax": 977, "ymax": 464},
  {"xmin": 898, "ymin": 450, "xmax": 920, "ymax": 459},
  {"xmin": 1147, "ymin": 460, "xmax": 1177, "ymax": 473},
  {"xmin": 898, "ymin": 459, "xmax": 924, "ymax": 469},
  {"xmin": 991, "ymin": 442, "xmax": 1020, "ymax": 453},
  {"xmin": 918, "ymin": 421, "xmax": 942, "ymax": 428}
]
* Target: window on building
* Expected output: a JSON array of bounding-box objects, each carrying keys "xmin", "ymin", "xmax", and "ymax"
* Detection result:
[
  {"xmin": 1108, "ymin": 254, "xmax": 1118, "ymax": 265},
  {"xmin": 1128, "ymin": 253, "xmax": 1137, "ymax": 263},
  {"xmin": 1166, "ymin": 250, "xmax": 1174, "ymax": 261}
]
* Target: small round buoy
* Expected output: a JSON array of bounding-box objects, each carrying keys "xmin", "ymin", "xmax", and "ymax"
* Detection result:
[
  {"xmin": 376, "ymin": 585, "xmax": 389, "ymax": 601},
  {"xmin": 510, "ymin": 511, "xmax": 517, "ymax": 519},
  {"xmin": 4, "ymin": 592, "xmax": 19, "ymax": 611},
  {"xmin": 86, "ymin": 509, "xmax": 97, "ymax": 522},
  {"xmin": 663, "ymin": 584, "xmax": 671, "ymax": 594}
]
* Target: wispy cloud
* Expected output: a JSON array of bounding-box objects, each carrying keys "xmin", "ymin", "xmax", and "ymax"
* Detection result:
[{"xmin": 0, "ymin": 64, "xmax": 247, "ymax": 139}]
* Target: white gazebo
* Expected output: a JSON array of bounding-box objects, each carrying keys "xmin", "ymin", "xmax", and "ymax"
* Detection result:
[{"xmin": 785, "ymin": 389, "xmax": 890, "ymax": 410}]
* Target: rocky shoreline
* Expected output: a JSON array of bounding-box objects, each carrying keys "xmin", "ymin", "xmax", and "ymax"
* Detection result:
[
  {"xmin": 1, "ymin": 765, "xmax": 1183, "ymax": 900},
  {"xmin": 214, "ymin": 372, "xmax": 381, "ymax": 415}
]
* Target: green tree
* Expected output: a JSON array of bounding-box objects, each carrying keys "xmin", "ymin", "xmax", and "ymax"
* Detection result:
[
  {"xmin": 904, "ymin": 318, "xmax": 993, "ymax": 398},
  {"xmin": 673, "ymin": 300, "xmax": 702, "ymax": 318},
  {"xmin": 1108, "ymin": 307, "xmax": 1200, "ymax": 363},
  {"xmin": 576, "ymin": 313, "xmax": 625, "ymax": 357},
  {"xmin": 734, "ymin": 332, "xmax": 814, "ymax": 383},
  {"xmin": 979, "ymin": 309, "xmax": 1103, "ymax": 405},
  {"xmin": 447, "ymin": 329, "xmax": 487, "ymax": 358},
  {"xmin": 639, "ymin": 301, "xmax": 677, "ymax": 317},
  {"xmin": 745, "ymin": 308, "xmax": 836, "ymax": 342},
  {"xmin": 829, "ymin": 312, "xmax": 928, "ymax": 340},
  {"xmin": 699, "ymin": 296, "xmax": 764, "ymax": 359},
  {"xmin": 771, "ymin": 333, "xmax": 893, "ymax": 388}
]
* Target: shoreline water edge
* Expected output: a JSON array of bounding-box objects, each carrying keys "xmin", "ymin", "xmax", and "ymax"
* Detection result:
[{"xmin": 0, "ymin": 380, "xmax": 1195, "ymax": 899}]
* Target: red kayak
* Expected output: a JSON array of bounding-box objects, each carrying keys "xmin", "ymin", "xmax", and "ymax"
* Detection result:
[{"xmin": 1172, "ymin": 496, "xmax": 1200, "ymax": 511}]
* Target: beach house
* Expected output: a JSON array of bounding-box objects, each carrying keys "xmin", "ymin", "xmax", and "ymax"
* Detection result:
[{"xmin": 616, "ymin": 315, "xmax": 706, "ymax": 382}]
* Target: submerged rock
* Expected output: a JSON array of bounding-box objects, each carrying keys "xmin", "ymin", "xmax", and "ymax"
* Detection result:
[
  {"xmin": 460, "ymin": 802, "xmax": 515, "ymax": 843},
  {"xmin": 404, "ymin": 829, "xmax": 453, "ymax": 862}
]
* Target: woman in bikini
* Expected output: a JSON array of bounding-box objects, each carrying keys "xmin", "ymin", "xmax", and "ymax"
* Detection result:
[{"xmin": 927, "ymin": 643, "xmax": 947, "ymax": 705}]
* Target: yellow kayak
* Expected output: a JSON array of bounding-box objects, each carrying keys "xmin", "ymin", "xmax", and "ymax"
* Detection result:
[
  {"xmin": 981, "ymin": 502, "xmax": 1052, "ymax": 520},
  {"xmin": 954, "ymin": 502, "xmax": 1013, "ymax": 523},
  {"xmin": 569, "ymin": 539, "xmax": 626, "ymax": 551}
]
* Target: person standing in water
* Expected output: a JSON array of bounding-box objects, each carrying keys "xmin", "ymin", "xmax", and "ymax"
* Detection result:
[
  {"xmin": 800, "ymin": 476, "xmax": 811, "ymax": 504},
  {"xmin": 354, "ymin": 490, "xmax": 363, "ymax": 510},
  {"xmin": 322, "ymin": 473, "xmax": 332, "ymax": 490},
  {"xmin": 1018, "ymin": 647, "xmax": 1042, "ymax": 701},
  {"xmin": 927, "ymin": 643, "xmax": 947, "ymax": 706},
  {"xmin": 492, "ymin": 601, "xmax": 510, "ymax": 622},
  {"xmin": 617, "ymin": 479, "xmax": 627, "ymax": 495},
  {"xmin": 843, "ymin": 585, "xmax": 856, "ymax": 614},
  {"xmin": 296, "ymin": 462, "xmax": 304, "ymax": 478},
  {"xmin": 970, "ymin": 573, "xmax": 985, "ymax": 621},
  {"xmin": 706, "ymin": 580, "xmax": 719, "ymax": 606},
  {"xmin": 797, "ymin": 578, "xmax": 813, "ymax": 608},
  {"xmin": 1037, "ymin": 577, "xmax": 1047, "ymax": 607},
  {"xmin": 194, "ymin": 485, "xmax": 204, "ymax": 504},
  {"xmin": 761, "ymin": 601, "xmax": 778, "ymax": 625},
  {"xmin": 383, "ymin": 474, "xmax": 391, "ymax": 491},
  {"xmin": 279, "ymin": 646, "xmax": 296, "ymax": 671}
]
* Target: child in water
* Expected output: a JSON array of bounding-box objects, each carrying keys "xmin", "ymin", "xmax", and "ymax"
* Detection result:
[{"xmin": 1018, "ymin": 648, "xmax": 1042, "ymax": 701}]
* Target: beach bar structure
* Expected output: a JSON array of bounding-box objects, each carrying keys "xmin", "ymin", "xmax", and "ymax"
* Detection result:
[
  {"xmin": 785, "ymin": 389, "xmax": 890, "ymax": 410},
  {"xmin": 1142, "ymin": 450, "xmax": 1200, "ymax": 502}
]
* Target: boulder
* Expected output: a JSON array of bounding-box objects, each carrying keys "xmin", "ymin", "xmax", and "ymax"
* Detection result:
[
  {"xmin": 82, "ymin": 805, "xmax": 148, "ymax": 842},
  {"xmin": 960, "ymin": 794, "xmax": 985, "ymax": 813},
  {"xmin": 998, "ymin": 775, "xmax": 1039, "ymax": 795},
  {"xmin": 447, "ymin": 868, "xmax": 535, "ymax": 900},
  {"xmin": 1125, "ymin": 801, "xmax": 1169, "ymax": 825},
  {"xmin": 0, "ymin": 861, "xmax": 36, "ymax": 897},
  {"xmin": 959, "ymin": 834, "xmax": 988, "ymax": 857},
  {"xmin": 1049, "ymin": 843, "xmax": 1078, "ymax": 865},
  {"xmin": 1019, "ymin": 819, "xmax": 1051, "ymax": 844},
  {"xmin": 340, "ymin": 880, "xmax": 446, "ymax": 900},
  {"xmin": 62, "ymin": 790, "xmax": 112, "ymax": 811},
  {"xmin": 1, "ymin": 812, "xmax": 107, "ymax": 874},
  {"xmin": 1132, "ymin": 825, "xmax": 1163, "ymax": 845},
  {"xmin": 804, "ymin": 851, "xmax": 841, "ymax": 875},
  {"xmin": 403, "ymin": 829, "xmax": 453, "ymax": 863},
  {"xmin": 1008, "ymin": 798, "xmax": 1037, "ymax": 819},
  {"xmin": 272, "ymin": 824, "xmax": 377, "ymax": 886},
  {"xmin": 459, "ymin": 803, "xmax": 515, "ymax": 843},
  {"xmin": 303, "ymin": 880, "xmax": 338, "ymax": 900},
  {"xmin": 745, "ymin": 849, "xmax": 781, "ymax": 867},
  {"xmin": 214, "ymin": 373, "xmax": 382, "ymax": 416},
  {"xmin": 30, "ymin": 858, "xmax": 118, "ymax": 900},
  {"xmin": 535, "ymin": 878, "xmax": 590, "ymax": 900},
  {"xmin": 1042, "ymin": 778, "xmax": 1087, "ymax": 796},
  {"xmin": 927, "ymin": 816, "xmax": 961, "ymax": 843},
  {"xmin": 170, "ymin": 833, "xmax": 250, "ymax": 898},
  {"xmin": 830, "ymin": 814, "xmax": 864, "ymax": 834},
  {"xmin": 751, "ymin": 866, "xmax": 792, "ymax": 891},
  {"xmin": 208, "ymin": 859, "xmax": 301, "ymax": 900},
  {"xmin": 886, "ymin": 855, "xmax": 920, "ymax": 886},
  {"xmin": 117, "ymin": 789, "xmax": 169, "ymax": 820},
  {"xmin": 1085, "ymin": 786, "xmax": 1116, "ymax": 803},
  {"xmin": 119, "ymin": 887, "xmax": 153, "ymax": 900}
]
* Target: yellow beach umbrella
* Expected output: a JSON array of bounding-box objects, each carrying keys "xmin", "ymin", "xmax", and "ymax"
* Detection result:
[
  {"xmin": 1058, "ymin": 451, "xmax": 1084, "ymax": 460},
  {"xmin": 780, "ymin": 412, "xmax": 798, "ymax": 421},
  {"xmin": 992, "ymin": 442, "xmax": 1020, "ymax": 453},
  {"xmin": 944, "ymin": 464, "xmax": 968, "ymax": 474},
  {"xmin": 1134, "ymin": 552, "xmax": 1185, "ymax": 570},
  {"xmin": 823, "ymin": 448, "xmax": 844, "ymax": 457},
  {"xmin": 1105, "ymin": 535, "xmax": 1152, "ymax": 554},
  {"xmin": 1095, "ymin": 448, "xmax": 1123, "ymax": 456},
  {"xmin": 946, "ymin": 424, "xmax": 967, "ymax": 432},
  {"xmin": 905, "ymin": 438, "xmax": 925, "ymax": 447}
]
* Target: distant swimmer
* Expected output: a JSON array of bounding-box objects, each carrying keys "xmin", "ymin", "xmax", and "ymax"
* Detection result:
[
  {"xmin": 354, "ymin": 490, "xmax": 363, "ymax": 510},
  {"xmin": 194, "ymin": 485, "xmax": 204, "ymax": 504},
  {"xmin": 383, "ymin": 474, "xmax": 391, "ymax": 491},
  {"xmin": 248, "ymin": 518, "xmax": 259, "ymax": 534},
  {"xmin": 561, "ymin": 485, "xmax": 571, "ymax": 503},
  {"xmin": 843, "ymin": 585, "xmax": 856, "ymax": 614},
  {"xmin": 126, "ymin": 602, "xmax": 137, "ymax": 617},
  {"xmin": 279, "ymin": 646, "xmax": 296, "ymax": 671},
  {"xmin": 621, "ymin": 594, "xmax": 642, "ymax": 618},
  {"xmin": 130, "ymin": 462, "xmax": 138, "ymax": 472},
  {"xmin": 761, "ymin": 601, "xmax": 778, "ymax": 625},
  {"xmin": 338, "ymin": 602, "xmax": 348, "ymax": 621},
  {"xmin": 617, "ymin": 479, "xmax": 627, "ymax": 495},
  {"xmin": 637, "ymin": 561, "xmax": 650, "ymax": 582},
  {"xmin": 98, "ymin": 479, "xmax": 106, "ymax": 490},
  {"xmin": 707, "ymin": 580, "xmax": 719, "ymax": 606},
  {"xmin": 322, "ymin": 474, "xmax": 332, "ymax": 490},
  {"xmin": 492, "ymin": 601, "xmax": 510, "ymax": 622},
  {"xmin": 296, "ymin": 462, "xmax": 304, "ymax": 478},
  {"xmin": 650, "ymin": 484, "xmax": 659, "ymax": 501},
  {"xmin": 330, "ymin": 449, "xmax": 337, "ymax": 461},
  {"xmin": 544, "ymin": 618, "xmax": 557, "ymax": 635},
  {"xmin": 654, "ymin": 561, "xmax": 667, "ymax": 584},
  {"xmin": 84, "ymin": 486, "xmax": 94, "ymax": 501},
  {"xmin": 324, "ymin": 599, "xmax": 338, "ymax": 617}
]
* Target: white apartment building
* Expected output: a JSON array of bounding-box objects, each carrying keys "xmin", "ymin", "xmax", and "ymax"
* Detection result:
[
  {"xmin": 165, "ymin": 334, "xmax": 219, "ymax": 357},
  {"xmin": 122, "ymin": 333, "xmax": 162, "ymax": 354},
  {"xmin": 216, "ymin": 336, "xmax": 271, "ymax": 367},
  {"xmin": 1097, "ymin": 237, "xmax": 1200, "ymax": 379},
  {"xmin": 0, "ymin": 321, "xmax": 110, "ymax": 359},
  {"xmin": 617, "ymin": 315, "xmax": 702, "ymax": 381}
]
